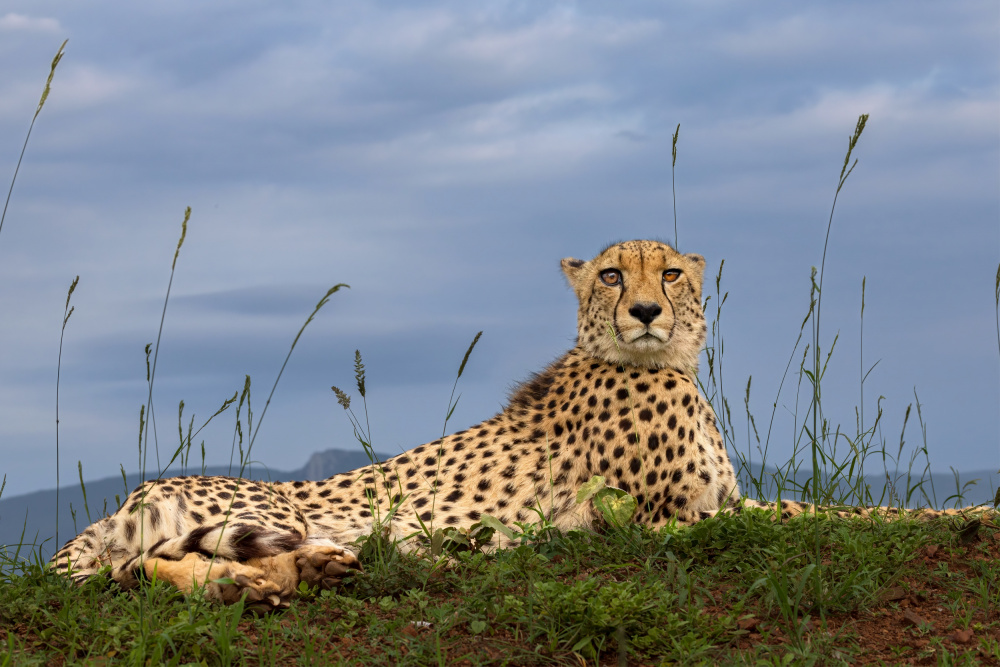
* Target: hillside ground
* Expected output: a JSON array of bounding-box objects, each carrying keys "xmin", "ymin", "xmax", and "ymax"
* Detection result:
[{"xmin": 1, "ymin": 508, "xmax": 997, "ymax": 666}]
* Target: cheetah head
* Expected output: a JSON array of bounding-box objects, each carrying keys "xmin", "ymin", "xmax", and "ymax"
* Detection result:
[{"xmin": 561, "ymin": 240, "xmax": 706, "ymax": 372}]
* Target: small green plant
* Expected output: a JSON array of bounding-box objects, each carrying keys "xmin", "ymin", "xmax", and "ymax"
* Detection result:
[
  {"xmin": 575, "ymin": 475, "xmax": 638, "ymax": 527},
  {"xmin": 528, "ymin": 575, "xmax": 723, "ymax": 661},
  {"xmin": 748, "ymin": 559, "xmax": 817, "ymax": 650}
]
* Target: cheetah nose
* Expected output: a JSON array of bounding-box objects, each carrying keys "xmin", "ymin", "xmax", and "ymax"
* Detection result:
[{"xmin": 628, "ymin": 302, "xmax": 662, "ymax": 325}]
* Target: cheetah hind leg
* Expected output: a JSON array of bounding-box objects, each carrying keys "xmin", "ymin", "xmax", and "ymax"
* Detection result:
[
  {"xmin": 729, "ymin": 498, "xmax": 941, "ymax": 521},
  {"xmin": 144, "ymin": 543, "xmax": 360, "ymax": 613},
  {"xmin": 143, "ymin": 553, "xmax": 292, "ymax": 615},
  {"xmin": 727, "ymin": 498, "xmax": 818, "ymax": 520}
]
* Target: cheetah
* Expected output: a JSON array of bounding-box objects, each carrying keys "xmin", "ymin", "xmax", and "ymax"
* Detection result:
[{"xmin": 50, "ymin": 240, "xmax": 994, "ymax": 611}]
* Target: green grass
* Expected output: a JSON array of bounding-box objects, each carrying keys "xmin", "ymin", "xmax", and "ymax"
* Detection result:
[
  {"xmin": 2, "ymin": 45, "xmax": 999, "ymax": 667},
  {"xmin": 2, "ymin": 512, "xmax": 998, "ymax": 665}
]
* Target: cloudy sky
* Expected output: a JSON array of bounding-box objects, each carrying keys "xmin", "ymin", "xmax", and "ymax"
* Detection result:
[{"xmin": 0, "ymin": 1, "xmax": 996, "ymax": 501}]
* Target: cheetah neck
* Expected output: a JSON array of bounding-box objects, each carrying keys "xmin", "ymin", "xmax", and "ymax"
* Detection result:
[{"xmin": 507, "ymin": 347, "xmax": 698, "ymax": 411}]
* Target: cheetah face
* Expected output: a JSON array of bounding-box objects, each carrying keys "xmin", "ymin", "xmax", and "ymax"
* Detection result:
[{"xmin": 561, "ymin": 240, "xmax": 707, "ymax": 371}]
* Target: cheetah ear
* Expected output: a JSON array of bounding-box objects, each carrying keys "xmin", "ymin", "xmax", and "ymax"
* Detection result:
[
  {"xmin": 684, "ymin": 253, "xmax": 705, "ymax": 267},
  {"xmin": 561, "ymin": 257, "xmax": 588, "ymax": 295}
]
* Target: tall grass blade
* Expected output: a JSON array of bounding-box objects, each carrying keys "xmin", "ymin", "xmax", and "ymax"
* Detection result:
[
  {"xmin": 243, "ymin": 284, "xmax": 349, "ymax": 466},
  {"xmin": 354, "ymin": 350, "xmax": 371, "ymax": 449},
  {"xmin": 859, "ymin": 277, "xmax": 866, "ymax": 435},
  {"xmin": 228, "ymin": 375, "xmax": 252, "ymax": 476},
  {"xmin": 0, "ymin": 40, "xmax": 67, "ymax": 245},
  {"xmin": 994, "ymin": 262, "xmax": 999, "ymax": 359},
  {"xmin": 76, "ymin": 462, "xmax": 91, "ymax": 525},
  {"xmin": 55, "ymin": 275, "xmax": 79, "ymax": 549},
  {"xmin": 143, "ymin": 207, "xmax": 191, "ymax": 477},
  {"xmin": 809, "ymin": 113, "xmax": 868, "ymax": 618},
  {"xmin": 159, "ymin": 392, "xmax": 237, "ymax": 480},
  {"xmin": 443, "ymin": 331, "xmax": 482, "ymax": 437},
  {"xmin": 671, "ymin": 123, "xmax": 680, "ymax": 249}
]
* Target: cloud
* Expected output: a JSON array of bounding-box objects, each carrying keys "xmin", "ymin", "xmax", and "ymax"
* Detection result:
[
  {"xmin": 0, "ymin": 0, "xmax": 996, "ymax": 499},
  {"xmin": 0, "ymin": 13, "xmax": 61, "ymax": 33},
  {"xmin": 48, "ymin": 65, "xmax": 138, "ymax": 112}
]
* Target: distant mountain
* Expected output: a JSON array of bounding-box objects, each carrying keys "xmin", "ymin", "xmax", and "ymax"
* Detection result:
[
  {"xmin": 0, "ymin": 448, "xmax": 389, "ymax": 561},
  {"xmin": 2, "ymin": 449, "xmax": 995, "ymax": 562}
]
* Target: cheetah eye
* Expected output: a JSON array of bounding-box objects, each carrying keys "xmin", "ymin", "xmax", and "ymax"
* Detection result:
[
  {"xmin": 599, "ymin": 269, "xmax": 621, "ymax": 287},
  {"xmin": 663, "ymin": 269, "xmax": 682, "ymax": 283}
]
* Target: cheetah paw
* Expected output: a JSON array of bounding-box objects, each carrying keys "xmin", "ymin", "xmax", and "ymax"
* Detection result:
[
  {"xmin": 214, "ymin": 570, "xmax": 291, "ymax": 615},
  {"xmin": 295, "ymin": 545, "xmax": 362, "ymax": 592}
]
